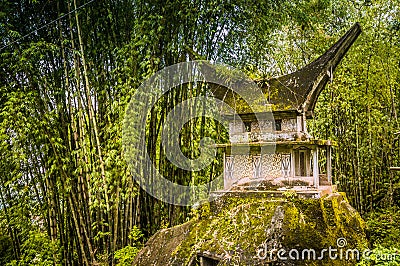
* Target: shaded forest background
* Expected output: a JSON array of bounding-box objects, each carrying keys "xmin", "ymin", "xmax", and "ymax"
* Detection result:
[{"xmin": 0, "ymin": 0, "xmax": 399, "ymax": 265}]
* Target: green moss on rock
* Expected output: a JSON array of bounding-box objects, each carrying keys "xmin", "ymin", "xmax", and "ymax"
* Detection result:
[{"xmin": 133, "ymin": 193, "xmax": 368, "ymax": 265}]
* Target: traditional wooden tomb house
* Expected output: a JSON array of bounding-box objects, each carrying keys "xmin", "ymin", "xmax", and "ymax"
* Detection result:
[
  {"xmin": 133, "ymin": 24, "xmax": 366, "ymax": 266},
  {"xmin": 211, "ymin": 23, "xmax": 362, "ymax": 197}
]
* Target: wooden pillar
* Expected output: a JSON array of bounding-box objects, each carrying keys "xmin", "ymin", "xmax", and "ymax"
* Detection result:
[
  {"xmin": 296, "ymin": 116, "xmax": 303, "ymax": 133},
  {"xmin": 223, "ymin": 152, "xmax": 226, "ymax": 189},
  {"xmin": 290, "ymin": 150, "xmax": 295, "ymax": 178},
  {"xmin": 306, "ymin": 150, "xmax": 311, "ymax": 176},
  {"xmin": 326, "ymin": 146, "xmax": 332, "ymax": 183},
  {"xmin": 313, "ymin": 147, "xmax": 319, "ymax": 188}
]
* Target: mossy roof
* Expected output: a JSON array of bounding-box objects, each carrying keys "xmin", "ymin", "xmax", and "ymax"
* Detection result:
[{"xmin": 205, "ymin": 23, "xmax": 362, "ymax": 115}]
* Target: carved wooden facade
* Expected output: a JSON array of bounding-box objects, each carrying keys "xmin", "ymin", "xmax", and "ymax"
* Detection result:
[
  {"xmin": 220, "ymin": 112, "xmax": 333, "ymax": 189},
  {"xmin": 215, "ymin": 23, "xmax": 362, "ymax": 191}
]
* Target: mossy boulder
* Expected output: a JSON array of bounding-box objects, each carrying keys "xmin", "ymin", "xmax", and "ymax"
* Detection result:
[{"xmin": 133, "ymin": 192, "xmax": 368, "ymax": 265}]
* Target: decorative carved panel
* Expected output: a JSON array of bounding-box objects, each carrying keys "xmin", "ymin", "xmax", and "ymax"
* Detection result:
[
  {"xmin": 229, "ymin": 134, "xmax": 249, "ymax": 143},
  {"xmin": 225, "ymin": 156, "xmax": 234, "ymax": 181},
  {"xmin": 258, "ymin": 120, "xmax": 273, "ymax": 132},
  {"xmin": 229, "ymin": 121, "xmax": 244, "ymax": 134},
  {"xmin": 224, "ymin": 152, "xmax": 295, "ymax": 184},
  {"xmin": 281, "ymin": 119, "xmax": 297, "ymax": 132},
  {"xmin": 233, "ymin": 155, "xmax": 252, "ymax": 180},
  {"xmin": 281, "ymin": 154, "xmax": 291, "ymax": 177},
  {"xmin": 262, "ymin": 153, "xmax": 282, "ymax": 178},
  {"xmin": 252, "ymin": 155, "xmax": 262, "ymax": 179}
]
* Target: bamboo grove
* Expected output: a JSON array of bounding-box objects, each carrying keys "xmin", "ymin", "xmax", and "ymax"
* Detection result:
[{"xmin": 0, "ymin": 0, "xmax": 399, "ymax": 264}]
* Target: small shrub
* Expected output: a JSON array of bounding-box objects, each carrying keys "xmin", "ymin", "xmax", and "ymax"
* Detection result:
[
  {"xmin": 7, "ymin": 231, "xmax": 60, "ymax": 266},
  {"xmin": 114, "ymin": 226, "xmax": 144, "ymax": 266}
]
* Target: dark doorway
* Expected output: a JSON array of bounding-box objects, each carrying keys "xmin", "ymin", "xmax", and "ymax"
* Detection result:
[
  {"xmin": 295, "ymin": 149, "xmax": 309, "ymax": 177},
  {"xmin": 299, "ymin": 150, "xmax": 306, "ymax": 176},
  {"xmin": 275, "ymin": 119, "xmax": 282, "ymax": 131},
  {"xmin": 200, "ymin": 256, "xmax": 219, "ymax": 266},
  {"xmin": 190, "ymin": 255, "xmax": 220, "ymax": 266}
]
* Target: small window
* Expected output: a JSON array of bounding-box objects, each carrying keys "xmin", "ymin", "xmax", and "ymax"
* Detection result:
[
  {"xmin": 275, "ymin": 119, "xmax": 282, "ymax": 131},
  {"xmin": 244, "ymin": 121, "xmax": 252, "ymax": 132}
]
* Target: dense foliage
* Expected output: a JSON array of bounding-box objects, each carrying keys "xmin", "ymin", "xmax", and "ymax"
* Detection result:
[{"xmin": 0, "ymin": 0, "xmax": 399, "ymax": 265}]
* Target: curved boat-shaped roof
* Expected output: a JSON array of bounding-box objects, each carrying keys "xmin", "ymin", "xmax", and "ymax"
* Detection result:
[
  {"xmin": 258, "ymin": 22, "xmax": 362, "ymax": 114},
  {"xmin": 190, "ymin": 23, "xmax": 362, "ymax": 115}
]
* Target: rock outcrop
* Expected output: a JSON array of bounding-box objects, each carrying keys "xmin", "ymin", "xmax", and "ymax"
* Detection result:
[{"xmin": 133, "ymin": 192, "xmax": 368, "ymax": 265}]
